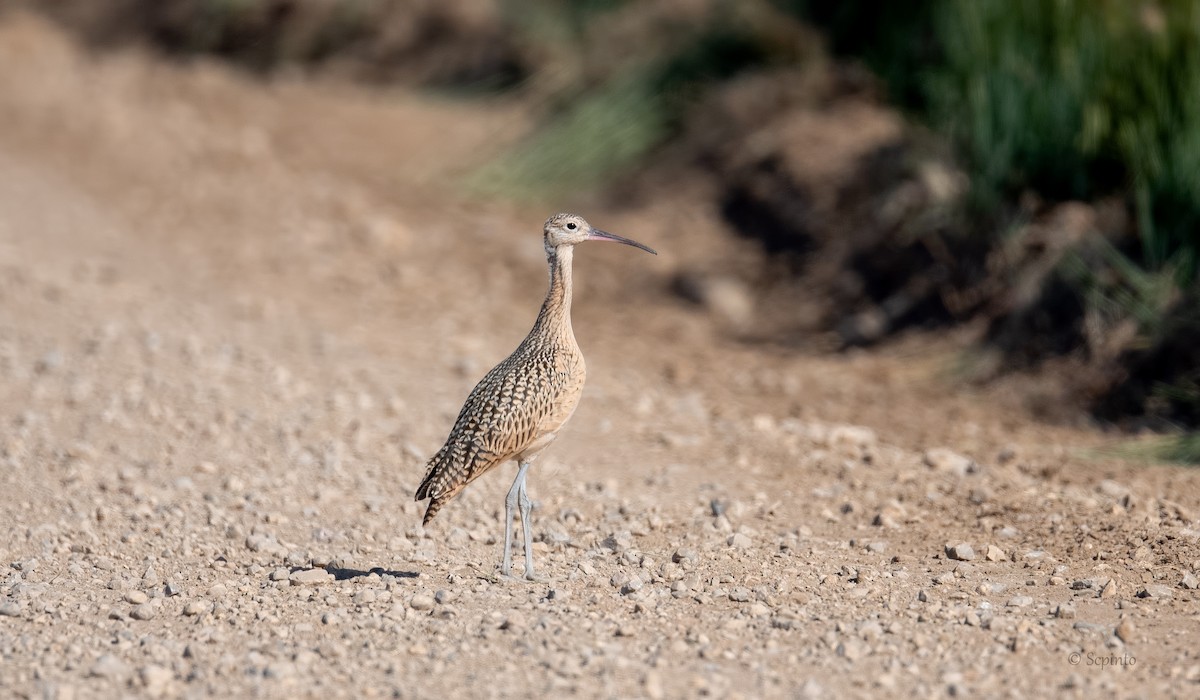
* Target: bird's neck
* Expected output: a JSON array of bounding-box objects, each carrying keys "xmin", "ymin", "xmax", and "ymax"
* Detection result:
[{"xmin": 535, "ymin": 245, "xmax": 574, "ymax": 336}]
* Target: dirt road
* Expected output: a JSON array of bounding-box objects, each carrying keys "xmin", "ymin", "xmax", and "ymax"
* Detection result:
[{"xmin": 1, "ymin": 14, "xmax": 1197, "ymax": 698}]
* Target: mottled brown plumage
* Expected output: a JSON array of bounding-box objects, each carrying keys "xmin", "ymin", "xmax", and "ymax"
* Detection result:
[{"xmin": 415, "ymin": 213, "xmax": 656, "ymax": 579}]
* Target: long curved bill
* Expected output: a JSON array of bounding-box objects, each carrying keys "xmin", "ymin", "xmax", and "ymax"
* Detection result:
[{"xmin": 587, "ymin": 228, "xmax": 657, "ymax": 255}]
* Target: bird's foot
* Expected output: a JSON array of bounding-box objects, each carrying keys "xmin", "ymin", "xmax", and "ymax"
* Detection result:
[{"xmin": 523, "ymin": 567, "xmax": 545, "ymax": 583}]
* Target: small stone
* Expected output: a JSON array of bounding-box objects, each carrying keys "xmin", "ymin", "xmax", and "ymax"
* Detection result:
[
  {"xmin": 672, "ymin": 548, "xmax": 697, "ymax": 564},
  {"xmin": 985, "ymin": 545, "xmax": 1006, "ymax": 562},
  {"xmin": 289, "ymin": 568, "xmax": 334, "ymax": 586},
  {"xmin": 410, "ymin": 594, "xmax": 435, "ymax": 611},
  {"xmin": 0, "ymin": 602, "xmax": 21, "ymax": 617},
  {"xmin": 728, "ymin": 533, "xmax": 752, "ymax": 549},
  {"xmin": 728, "ymin": 587, "xmax": 752, "ymax": 602},
  {"xmin": 130, "ymin": 603, "xmax": 157, "ymax": 620},
  {"xmin": 1099, "ymin": 579, "xmax": 1117, "ymax": 599},
  {"xmin": 90, "ymin": 654, "xmax": 130, "ymax": 680},
  {"xmin": 924, "ymin": 448, "xmax": 974, "ymax": 476},
  {"xmin": 866, "ymin": 541, "xmax": 887, "ymax": 554},
  {"xmin": 500, "ymin": 612, "xmax": 526, "ymax": 631},
  {"xmin": 621, "ymin": 577, "xmax": 644, "ymax": 595},
  {"xmin": 1181, "ymin": 572, "xmax": 1199, "ymax": 590},
  {"xmin": 1006, "ymin": 596, "xmax": 1034, "ymax": 608},
  {"xmin": 748, "ymin": 602, "xmax": 771, "ymax": 617},
  {"xmin": 1115, "ymin": 619, "xmax": 1135, "ymax": 643},
  {"xmin": 917, "ymin": 590, "xmax": 930, "ymax": 603},
  {"xmin": 124, "ymin": 590, "xmax": 149, "ymax": 605},
  {"xmin": 1054, "ymin": 603, "xmax": 1076, "ymax": 619},
  {"xmin": 1070, "ymin": 579, "xmax": 1094, "ymax": 591},
  {"xmin": 269, "ymin": 568, "xmax": 289, "ymax": 581},
  {"xmin": 140, "ymin": 665, "xmax": 173, "ymax": 696},
  {"xmin": 945, "ymin": 543, "xmax": 975, "ymax": 561},
  {"xmin": 434, "ymin": 589, "xmax": 455, "ymax": 604},
  {"xmin": 353, "ymin": 589, "xmax": 377, "ymax": 605},
  {"xmin": 1137, "ymin": 584, "xmax": 1174, "ymax": 600},
  {"xmin": 836, "ymin": 639, "xmax": 867, "ymax": 661},
  {"xmin": 182, "ymin": 601, "xmax": 208, "ymax": 616},
  {"xmin": 163, "ymin": 581, "xmax": 181, "ymax": 597}
]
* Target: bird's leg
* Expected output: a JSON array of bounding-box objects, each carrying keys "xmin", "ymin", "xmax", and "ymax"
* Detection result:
[
  {"xmin": 501, "ymin": 462, "xmax": 526, "ymax": 578},
  {"xmin": 516, "ymin": 464, "xmax": 537, "ymax": 580}
]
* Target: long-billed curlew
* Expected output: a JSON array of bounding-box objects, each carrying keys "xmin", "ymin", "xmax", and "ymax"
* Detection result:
[{"xmin": 415, "ymin": 213, "xmax": 656, "ymax": 579}]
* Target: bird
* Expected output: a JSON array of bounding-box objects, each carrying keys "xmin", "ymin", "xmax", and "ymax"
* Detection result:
[{"xmin": 415, "ymin": 213, "xmax": 656, "ymax": 580}]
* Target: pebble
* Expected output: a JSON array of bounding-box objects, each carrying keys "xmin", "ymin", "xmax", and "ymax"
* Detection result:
[
  {"xmin": 163, "ymin": 581, "xmax": 182, "ymax": 597},
  {"xmin": 410, "ymin": 594, "xmax": 435, "ymax": 611},
  {"xmin": 1006, "ymin": 596, "xmax": 1034, "ymax": 608},
  {"xmin": 434, "ymin": 589, "xmax": 455, "ymax": 604},
  {"xmin": 124, "ymin": 590, "xmax": 149, "ymax": 605},
  {"xmin": 0, "ymin": 601, "xmax": 21, "ymax": 617},
  {"xmin": 621, "ymin": 576, "xmax": 644, "ymax": 595},
  {"xmin": 672, "ymin": 548, "xmax": 697, "ymax": 564},
  {"xmin": 130, "ymin": 603, "xmax": 157, "ymax": 620},
  {"xmin": 140, "ymin": 665, "xmax": 173, "ymax": 696},
  {"xmin": 1181, "ymin": 572, "xmax": 1199, "ymax": 590},
  {"xmin": 728, "ymin": 533, "xmax": 752, "ymax": 548},
  {"xmin": 289, "ymin": 568, "xmax": 334, "ymax": 586},
  {"xmin": 945, "ymin": 543, "xmax": 975, "ymax": 561},
  {"xmin": 728, "ymin": 587, "xmax": 752, "ymax": 602},
  {"xmin": 269, "ymin": 568, "xmax": 289, "ymax": 581},
  {"xmin": 1137, "ymin": 584, "xmax": 1174, "ymax": 600},
  {"xmin": 1054, "ymin": 603, "xmax": 1076, "ymax": 619},
  {"xmin": 1099, "ymin": 579, "xmax": 1117, "ymax": 599},
  {"xmin": 90, "ymin": 654, "xmax": 131, "ymax": 680},
  {"xmin": 1115, "ymin": 619, "xmax": 1135, "ymax": 643},
  {"xmin": 183, "ymin": 600, "xmax": 209, "ymax": 616},
  {"xmin": 985, "ymin": 545, "xmax": 1006, "ymax": 562},
  {"xmin": 923, "ymin": 448, "xmax": 974, "ymax": 476}
]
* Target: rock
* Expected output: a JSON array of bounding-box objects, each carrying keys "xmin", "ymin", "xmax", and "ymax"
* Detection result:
[
  {"xmin": 1006, "ymin": 596, "xmax": 1034, "ymax": 608},
  {"xmin": 1115, "ymin": 619, "xmax": 1135, "ymax": 643},
  {"xmin": 985, "ymin": 545, "xmax": 1006, "ymax": 562},
  {"xmin": 672, "ymin": 547, "xmax": 697, "ymax": 564},
  {"xmin": 353, "ymin": 589, "xmax": 377, "ymax": 605},
  {"xmin": 130, "ymin": 603, "xmax": 157, "ymax": 620},
  {"xmin": 90, "ymin": 654, "xmax": 130, "ymax": 680},
  {"xmin": 866, "ymin": 541, "xmax": 887, "ymax": 554},
  {"xmin": 1137, "ymin": 584, "xmax": 1174, "ymax": 600},
  {"xmin": 1099, "ymin": 579, "xmax": 1117, "ymax": 599},
  {"xmin": 1054, "ymin": 603, "xmax": 1076, "ymax": 619},
  {"xmin": 1181, "ymin": 572, "xmax": 1199, "ymax": 590},
  {"xmin": 923, "ymin": 448, "xmax": 975, "ymax": 476},
  {"xmin": 728, "ymin": 587, "xmax": 752, "ymax": 602},
  {"xmin": 123, "ymin": 590, "xmax": 148, "ymax": 605},
  {"xmin": 289, "ymin": 568, "xmax": 334, "ymax": 586},
  {"xmin": 434, "ymin": 589, "xmax": 455, "ymax": 604},
  {"xmin": 163, "ymin": 581, "xmax": 182, "ymax": 597},
  {"xmin": 140, "ymin": 664, "xmax": 173, "ymax": 697},
  {"xmin": 836, "ymin": 639, "xmax": 867, "ymax": 661},
  {"xmin": 728, "ymin": 533, "xmax": 752, "ymax": 549},
  {"xmin": 269, "ymin": 568, "xmax": 289, "ymax": 581},
  {"xmin": 917, "ymin": 590, "xmax": 930, "ymax": 603},
  {"xmin": 621, "ymin": 576, "xmax": 644, "ymax": 595},
  {"xmin": 1069, "ymin": 579, "xmax": 1094, "ymax": 591},
  {"xmin": 409, "ymin": 594, "xmax": 435, "ymax": 611},
  {"xmin": 945, "ymin": 543, "xmax": 975, "ymax": 561},
  {"xmin": 182, "ymin": 600, "xmax": 209, "ymax": 616}
]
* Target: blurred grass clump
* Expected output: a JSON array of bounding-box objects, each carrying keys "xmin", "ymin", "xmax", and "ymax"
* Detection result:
[{"xmin": 809, "ymin": 0, "xmax": 1200, "ymax": 283}]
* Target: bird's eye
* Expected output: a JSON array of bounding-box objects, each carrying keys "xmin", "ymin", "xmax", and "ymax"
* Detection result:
[{"xmin": 566, "ymin": 222, "xmax": 577, "ymax": 230}]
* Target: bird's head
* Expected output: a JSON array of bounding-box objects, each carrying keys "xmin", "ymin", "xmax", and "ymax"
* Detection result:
[{"xmin": 543, "ymin": 212, "xmax": 657, "ymax": 256}]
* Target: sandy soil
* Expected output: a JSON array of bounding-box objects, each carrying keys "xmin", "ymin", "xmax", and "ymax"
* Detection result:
[{"xmin": 1, "ymin": 13, "xmax": 1198, "ymax": 699}]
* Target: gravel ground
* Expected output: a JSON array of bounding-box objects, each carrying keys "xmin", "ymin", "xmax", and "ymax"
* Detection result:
[{"xmin": 1, "ymin": 13, "xmax": 1199, "ymax": 699}]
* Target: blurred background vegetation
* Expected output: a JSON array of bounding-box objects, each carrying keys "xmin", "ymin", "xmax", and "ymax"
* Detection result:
[{"xmin": 12, "ymin": 0, "xmax": 1200, "ymax": 458}]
